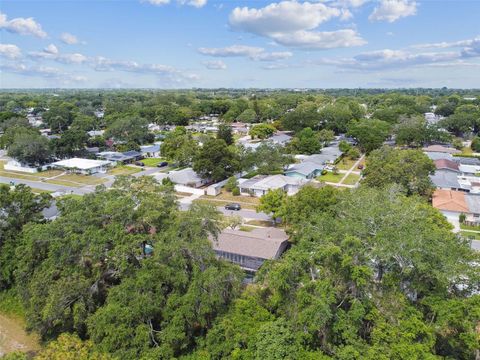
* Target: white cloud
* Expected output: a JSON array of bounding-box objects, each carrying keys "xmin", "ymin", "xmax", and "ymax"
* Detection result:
[
  {"xmin": 198, "ymin": 45, "xmax": 293, "ymax": 61},
  {"xmin": 228, "ymin": 1, "xmax": 365, "ymax": 49},
  {"xmin": 369, "ymin": 0, "xmax": 417, "ymax": 23},
  {"xmin": 142, "ymin": 0, "xmax": 171, "ymax": 5},
  {"xmin": 0, "ymin": 12, "xmax": 47, "ymax": 38},
  {"xmin": 332, "ymin": 0, "xmax": 370, "ymax": 8},
  {"xmin": 0, "ymin": 44, "xmax": 21, "ymax": 59},
  {"xmin": 0, "ymin": 62, "xmax": 87, "ymax": 85},
  {"xmin": 203, "ymin": 60, "xmax": 227, "ymax": 70},
  {"xmin": 44, "ymin": 44, "xmax": 59, "ymax": 55},
  {"xmin": 60, "ymin": 32, "xmax": 80, "ymax": 45},
  {"xmin": 230, "ymin": 1, "xmax": 340, "ymax": 35},
  {"xmin": 413, "ymin": 36, "xmax": 480, "ymax": 49}
]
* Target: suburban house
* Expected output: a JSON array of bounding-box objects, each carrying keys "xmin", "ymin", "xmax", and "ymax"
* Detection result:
[
  {"xmin": 434, "ymin": 159, "xmax": 460, "ymax": 173},
  {"xmin": 140, "ymin": 144, "xmax": 161, "ymax": 158},
  {"xmin": 167, "ymin": 168, "xmax": 208, "ymax": 188},
  {"xmin": 285, "ymin": 161, "xmax": 324, "ymax": 179},
  {"xmin": 422, "ymin": 145, "xmax": 461, "ymax": 154},
  {"xmin": 298, "ymin": 144, "xmax": 342, "ymax": 166},
  {"xmin": 97, "ymin": 150, "xmax": 143, "ymax": 164},
  {"xmin": 51, "ymin": 158, "xmax": 112, "ymax": 174},
  {"xmin": 211, "ymin": 227, "xmax": 289, "ymax": 272},
  {"xmin": 432, "ymin": 189, "xmax": 480, "ymax": 226},
  {"xmin": 430, "ymin": 170, "xmax": 463, "ymax": 191},
  {"xmin": 425, "ymin": 151, "xmax": 453, "ymax": 161},
  {"xmin": 87, "ymin": 130, "xmax": 105, "ymax": 137},
  {"xmin": 238, "ymin": 174, "xmax": 309, "ymax": 197},
  {"xmin": 268, "ymin": 132, "xmax": 292, "ymax": 146}
]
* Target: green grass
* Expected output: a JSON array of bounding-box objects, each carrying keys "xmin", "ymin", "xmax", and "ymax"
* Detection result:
[
  {"xmin": 342, "ymin": 173, "xmax": 361, "ymax": 185},
  {"xmin": 460, "ymin": 231, "xmax": 480, "ymax": 240},
  {"xmin": 58, "ymin": 194, "xmax": 84, "ymax": 201},
  {"xmin": 108, "ymin": 165, "xmax": 142, "ymax": 176},
  {"xmin": 336, "ymin": 157, "xmax": 357, "ymax": 171},
  {"xmin": 141, "ymin": 158, "xmax": 166, "ymax": 167},
  {"xmin": 0, "ymin": 289, "xmax": 25, "ymax": 318},
  {"xmin": 239, "ymin": 225, "xmax": 255, "ymax": 232},
  {"xmin": 30, "ymin": 187, "xmax": 53, "ymax": 194},
  {"xmin": 45, "ymin": 179, "xmax": 82, "ymax": 187},
  {"xmin": 460, "ymin": 223, "xmax": 480, "ymax": 231},
  {"xmin": 245, "ymin": 219, "xmax": 273, "ymax": 227},
  {"xmin": 317, "ymin": 172, "xmax": 344, "ymax": 183},
  {"xmin": 54, "ymin": 174, "xmax": 106, "ymax": 185},
  {"xmin": 194, "ymin": 199, "xmax": 257, "ymax": 210}
]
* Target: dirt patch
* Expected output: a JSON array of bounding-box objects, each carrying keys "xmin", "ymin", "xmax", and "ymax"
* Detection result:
[{"xmin": 0, "ymin": 313, "xmax": 40, "ymax": 357}]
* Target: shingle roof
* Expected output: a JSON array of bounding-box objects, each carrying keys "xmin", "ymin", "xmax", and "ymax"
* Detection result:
[
  {"xmin": 285, "ymin": 161, "xmax": 323, "ymax": 176},
  {"xmin": 465, "ymin": 195, "xmax": 480, "ymax": 214},
  {"xmin": 168, "ymin": 168, "xmax": 203, "ymax": 185},
  {"xmin": 422, "ymin": 145, "xmax": 461, "ymax": 154},
  {"xmin": 432, "ymin": 189, "xmax": 469, "ymax": 212},
  {"xmin": 211, "ymin": 227, "xmax": 288, "ymax": 259},
  {"xmin": 434, "ymin": 159, "xmax": 459, "ymax": 172},
  {"xmin": 425, "ymin": 152, "xmax": 453, "ymax": 161},
  {"xmin": 454, "ymin": 157, "xmax": 480, "ymax": 166},
  {"xmin": 430, "ymin": 170, "xmax": 461, "ymax": 189}
]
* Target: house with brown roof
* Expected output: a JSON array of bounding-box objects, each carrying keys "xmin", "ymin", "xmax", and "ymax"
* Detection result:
[
  {"xmin": 434, "ymin": 159, "xmax": 460, "ymax": 173},
  {"xmin": 432, "ymin": 189, "xmax": 480, "ymax": 225},
  {"xmin": 211, "ymin": 227, "xmax": 289, "ymax": 272}
]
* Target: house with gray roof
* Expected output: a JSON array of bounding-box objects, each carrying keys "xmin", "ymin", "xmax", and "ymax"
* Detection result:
[
  {"xmin": 211, "ymin": 227, "xmax": 289, "ymax": 272},
  {"xmin": 238, "ymin": 174, "xmax": 309, "ymax": 197},
  {"xmin": 285, "ymin": 161, "xmax": 323, "ymax": 179},
  {"xmin": 167, "ymin": 167, "xmax": 208, "ymax": 188},
  {"xmin": 425, "ymin": 152, "xmax": 453, "ymax": 161},
  {"xmin": 430, "ymin": 170, "xmax": 463, "ymax": 191}
]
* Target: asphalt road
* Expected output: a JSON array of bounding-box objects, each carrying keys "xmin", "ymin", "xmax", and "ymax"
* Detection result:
[{"xmin": 0, "ymin": 176, "xmax": 94, "ymax": 195}]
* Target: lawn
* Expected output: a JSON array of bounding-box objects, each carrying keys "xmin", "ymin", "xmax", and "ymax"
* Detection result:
[
  {"xmin": 460, "ymin": 223, "xmax": 480, "ymax": 231},
  {"xmin": 30, "ymin": 187, "xmax": 53, "ymax": 194},
  {"xmin": 239, "ymin": 225, "xmax": 255, "ymax": 232},
  {"xmin": 194, "ymin": 198, "xmax": 257, "ymax": 210},
  {"xmin": 45, "ymin": 179, "xmax": 82, "ymax": 187},
  {"xmin": 460, "ymin": 231, "xmax": 480, "ymax": 240},
  {"xmin": 215, "ymin": 191, "xmax": 260, "ymax": 205},
  {"xmin": 461, "ymin": 146, "xmax": 473, "ymax": 155},
  {"xmin": 342, "ymin": 173, "xmax": 361, "ymax": 185},
  {"xmin": 108, "ymin": 166, "xmax": 142, "ymax": 176},
  {"xmin": 336, "ymin": 157, "xmax": 357, "ymax": 171},
  {"xmin": 55, "ymin": 174, "xmax": 106, "ymax": 185},
  {"xmin": 317, "ymin": 172, "xmax": 344, "ymax": 183},
  {"xmin": 141, "ymin": 158, "xmax": 166, "ymax": 167}
]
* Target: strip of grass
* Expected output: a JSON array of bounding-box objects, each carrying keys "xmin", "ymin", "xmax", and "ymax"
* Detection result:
[
  {"xmin": 317, "ymin": 172, "xmax": 344, "ymax": 183},
  {"xmin": 342, "ymin": 173, "xmax": 361, "ymax": 185},
  {"xmin": 54, "ymin": 174, "xmax": 106, "ymax": 185},
  {"xmin": 45, "ymin": 179, "xmax": 82, "ymax": 187},
  {"xmin": 239, "ymin": 225, "xmax": 255, "ymax": 232},
  {"xmin": 141, "ymin": 158, "xmax": 166, "ymax": 167},
  {"xmin": 30, "ymin": 187, "xmax": 53, "ymax": 194},
  {"xmin": 460, "ymin": 231, "xmax": 480, "ymax": 240},
  {"xmin": 460, "ymin": 223, "xmax": 480, "ymax": 231},
  {"xmin": 245, "ymin": 219, "xmax": 273, "ymax": 227},
  {"xmin": 108, "ymin": 166, "xmax": 142, "ymax": 176},
  {"xmin": 194, "ymin": 199, "xmax": 257, "ymax": 210},
  {"xmin": 336, "ymin": 158, "xmax": 357, "ymax": 171}
]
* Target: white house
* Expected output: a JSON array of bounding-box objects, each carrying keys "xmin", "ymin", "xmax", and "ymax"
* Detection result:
[
  {"xmin": 52, "ymin": 158, "xmax": 113, "ymax": 174},
  {"xmin": 140, "ymin": 143, "xmax": 161, "ymax": 158},
  {"xmin": 238, "ymin": 174, "xmax": 309, "ymax": 197},
  {"xmin": 167, "ymin": 168, "xmax": 208, "ymax": 188}
]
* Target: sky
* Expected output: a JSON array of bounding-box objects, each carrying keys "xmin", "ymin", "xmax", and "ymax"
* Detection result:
[{"xmin": 0, "ymin": 0, "xmax": 479, "ymax": 89}]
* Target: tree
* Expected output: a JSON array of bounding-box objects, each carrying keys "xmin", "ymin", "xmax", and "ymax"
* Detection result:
[
  {"xmin": 225, "ymin": 215, "xmax": 243, "ymax": 230},
  {"xmin": 7, "ymin": 132, "xmax": 51, "ymax": 165},
  {"xmin": 247, "ymin": 143, "xmax": 293, "ymax": 175},
  {"xmin": 471, "ymin": 136, "xmax": 480, "ymax": 152},
  {"xmin": 318, "ymin": 129, "xmax": 335, "ymax": 146},
  {"xmin": 193, "ymin": 138, "xmax": 240, "ymax": 182},
  {"xmin": 339, "ymin": 140, "xmax": 352, "ymax": 153},
  {"xmin": 257, "ymin": 189, "xmax": 286, "ymax": 224},
  {"xmin": 160, "ymin": 128, "xmax": 198, "ymax": 166},
  {"xmin": 363, "ymin": 146, "xmax": 435, "ymax": 196},
  {"xmin": 288, "ymin": 127, "xmax": 321, "ymax": 155},
  {"xmin": 0, "ymin": 184, "xmax": 51, "ymax": 289},
  {"xmin": 249, "ymin": 123, "xmax": 276, "ymax": 140},
  {"xmin": 224, "ymin": 176, "xmax": 238, "ymax": 192},
  {"xmin": 217, "ymin": 124, "xmax": 233, "ymax": 145},
  {"xmin": 348, "ymin": 119, "xmax": 390, "ymax": 153},
  {"xmin": 236, "ymin": 108, "xmax": 257, "ymax": 123},
  {"xmin": 282, "ymin": 102, "xmax": 321, "ymax": 133},
  {"xmin": 105, "ymin": 116, "xmax": 152, "ymax": 145}
]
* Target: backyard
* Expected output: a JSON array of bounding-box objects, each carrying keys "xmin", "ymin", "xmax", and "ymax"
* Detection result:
[
  {"xmin": 342, "ymin": 173, "xmax": 361, "ymax": 185},
  {"xmin": 317, "ymin": 172, "xmax": 344, "ymax": 183}
]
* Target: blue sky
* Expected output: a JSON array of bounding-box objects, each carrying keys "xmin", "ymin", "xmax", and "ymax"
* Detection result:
[{"xmin": 1, "ymin": 0, "xmax": 479, "ymax": 88}]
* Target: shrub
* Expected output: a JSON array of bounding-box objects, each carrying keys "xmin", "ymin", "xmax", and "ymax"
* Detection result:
[
  {"xmin": 459, "ymin": 213, "xmax": 466, "ymax": 224},
  {"xmin": 321, "ymin": 170, "xmax": 328, "ymax": 175},
  {"xmin": 232, "ymin": 187, "xmax": 240, "ymax": 196},
  {"xmin": 471, "ymin": 136, "xmax": 480, "ymax": 152},
  {"xmin": 224, "ymin": 176, "xmax": 238, "ymax": 192}
]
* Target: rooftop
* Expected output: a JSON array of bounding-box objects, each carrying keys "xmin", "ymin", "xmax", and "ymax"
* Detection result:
[
  {"xmin": 422, "ymin": 145, "xmax": 461, "ymax": 154},
  {"xmin": 434, "ymin": 159, "xmax": 459, "ymax": 172},
  {"xmin": 211, "ymin": 227, "xmax": 289, "ymax": 259},
  {"xmin": 432, "ymin": 189, "xmax": 469, "ymax": 213},
  {"xmin": 52, "ymin": 158, "xmax": 111, "ymax": 170}
]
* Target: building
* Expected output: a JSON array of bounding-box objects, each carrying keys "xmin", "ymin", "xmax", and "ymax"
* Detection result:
[
  {"xmin": 285, "ymin": 161, "xmax": 323, "ymax": 179},
  {"xmin": 211, "ymin": 227, "xmax": 289, "ymax": 272},
  {"xmin": 432, "ymin": 189, "xmax": 480, "ymax": 226},
  {"xmin": 51, "ymin": 158, "xmax": 112, "ymax": 174},
  {"xmin": 167, "ymin": 168, "xmax": 208, "ymax": 188},
  {"xmin": 140, "ymin": 144, "xmax": 161, "ymax": 158},
  {"xmin": 434, "ymin": 159, "xmax": 460, "ymax": 173},
  {"xmin": 425, "ymin": 151, "xmax": 453, "ymax": 161},
  {"xmin": 422, "ymin": 145, "xmax": 461, "ymax": 154},
  {"xmin": 97, "ymin": 150, "xmax": 143, "ymax": 164},
  {"xmin": 238, "ymin": 174, "xmax": 309, "ymax": 197}
]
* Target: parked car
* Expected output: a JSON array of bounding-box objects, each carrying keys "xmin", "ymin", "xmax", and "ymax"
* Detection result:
[
  {"xmin": 135, "ymin": 161, "xmax": 145, "ymax": 167},
  {"xmin": 156, "ymin": 161, "xmax": 168, "ymax": 168},
  {"xmin": 225, "ymin": 203, "xmax": 241, "ymax": 211}
]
